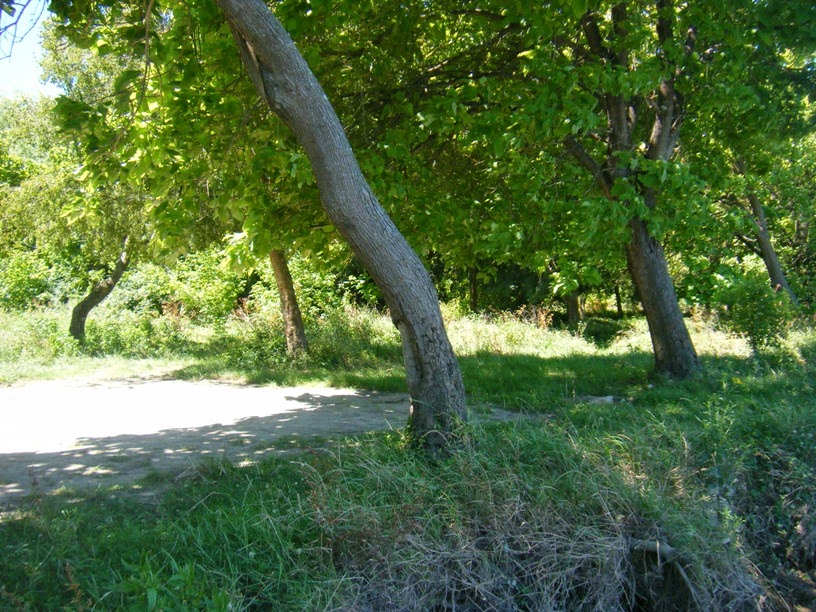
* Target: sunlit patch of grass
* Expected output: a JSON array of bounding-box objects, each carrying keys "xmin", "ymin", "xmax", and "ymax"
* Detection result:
[
  {"xmin": 446, "ymin": 313, "xmax": 598, "ymax": 357},
  {"xmin": 1, "ymin": 305, "xmax": 814, "ymax": 608},
  {"xmin": 0, "ymin": 354, "xmax": 195, "ymax": 386}
]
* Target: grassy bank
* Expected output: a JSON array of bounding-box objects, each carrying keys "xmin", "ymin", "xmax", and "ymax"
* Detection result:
[{"xmin": 1, "ymin": 306, "xmax": 815, "ymax": 609}]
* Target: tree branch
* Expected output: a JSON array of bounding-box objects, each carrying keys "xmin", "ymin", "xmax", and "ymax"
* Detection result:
[
  {"xmin": 0, "ymin": 0, "xmax": 45, "ymax": 57},
  {"xmin": 734, "ymin": 232, "xmax": 763, "ymax": 257},
  {"xmin": 564, "ymin": 136, "xmax": 613, "ymax": 198},
  {"xmin": 580, "ymin": 13, "xmax": 608, "ymax": 59}
]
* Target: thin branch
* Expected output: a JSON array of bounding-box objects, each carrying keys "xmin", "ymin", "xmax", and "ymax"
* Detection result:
[
  {"xmin": 135, "ymin": 0, "xmax": 155, "ymax": 111},
  {"xmin": 734, "ymin": 232, "xmax": 763, "ymax": 257},
  {"xmin": 0, "ymin": 0, "xmax": 45, "ymax": 58}
]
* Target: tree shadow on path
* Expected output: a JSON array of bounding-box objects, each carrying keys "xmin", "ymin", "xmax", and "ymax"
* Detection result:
[{"xmin": 0, "ymin": 382, "xmax": 410, "ymax": 505}]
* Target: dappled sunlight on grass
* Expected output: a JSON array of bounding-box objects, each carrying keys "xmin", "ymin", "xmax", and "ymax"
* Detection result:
[
  {"xmin": 446, "ymin": 314, "xmax": 599, "ymax": 357},
  {"xmin": 1, "ymin": 306, "xmax": 814, "ymax": 608}
]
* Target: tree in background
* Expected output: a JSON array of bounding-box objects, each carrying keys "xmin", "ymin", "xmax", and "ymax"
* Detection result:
[
  {"xmin": 37, "ymin": 0, "xmax": 467, "ymax": 452},
  {"xmin": 0, "ymin": 95, "xmax": 154, "ymax": 340},
  {"xmin": 3, "ymin": 0, "xmax": 816, "ymax": 414},
  {"xmin": 680, "ymin": 0, "xmax": 816, "ymax": 306}
]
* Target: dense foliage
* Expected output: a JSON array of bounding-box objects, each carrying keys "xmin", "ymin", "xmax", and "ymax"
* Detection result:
[
  {"xmin": 0, "ymin": 0, "xmax": 812, "ymax": 351},
  {"xmin": 0, "ymin": 0, "xmax": 815, "ymax": 606}
]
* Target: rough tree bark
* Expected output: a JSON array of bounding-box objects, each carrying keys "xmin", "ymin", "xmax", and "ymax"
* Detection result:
[
  {"xmin": 69, "ymin": 238, "xmax": 130, "ymax": 343},
  {"xmin": 215, "ymin": 0, "xmax": 467, "ymax": 451},
  {"xmin": 626, "ymin": 218, "xmax": 698, "ymax": 377},
  {"xmin": 565, "ymin": 3, "xmax": 700, "ymax": 378},
  {"xmin": 269, "ymin": 249, "xmax": 308, "ymax": 356}
]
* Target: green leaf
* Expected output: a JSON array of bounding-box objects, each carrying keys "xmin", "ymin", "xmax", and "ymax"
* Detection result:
[{"xmin": 147, "ymin": 588, "xmax": 157, "ymax": 611}]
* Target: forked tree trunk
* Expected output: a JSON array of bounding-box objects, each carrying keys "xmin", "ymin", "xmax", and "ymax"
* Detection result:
[
  {"xmin": 269, "ymin": 249, "xmax": 308, "ymax": 356},
  {"xmin": 566, "ymin": 3, "xmax": 700, "ymax": 379},
  {"xmin": 69, "ymin": 241, "xmax": 130, "ymax": 343},
  {"xmin": 626, "ymin": 218, "xmax": 699, "ymax": 378},
  {"xmin": 216, "ymin": 0, "xmax": 466, "ymax": 452}
]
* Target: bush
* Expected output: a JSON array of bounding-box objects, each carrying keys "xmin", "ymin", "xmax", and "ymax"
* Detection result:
[
  {"xmin": 219, "ymin": 314, "xmax": 290, "ymax": 369},
  {"xmin": 0, "ymin": 308, "xmax": 79, "ymax": 362},
  {"xmin": 306, "ymin": 306, "xmax": 401, "ymax": 368},
  {"xmin": 83, "ymin": 309, "xmax": 184, "ymax": 357},
  {"xmin": 247, "ymin": 254, "xmax": 362, "ymax": 322},
  {"xmin": 0, "ymin": 249, "xmax": 53, "ymax": 309},
  {"xmin": 171, "ymin": 251, "xmax": 245, "ymax": 322},
  {"xmin": 105, "ymin": 263, "xmax": 174, "ymax": 315},
  {"xmin": 269, "ymin": 255, "xmax": 347, "ymax": 320},
  {"xmin": 714, "ymin": 268, "xmax": 798, "ymax": 353}
]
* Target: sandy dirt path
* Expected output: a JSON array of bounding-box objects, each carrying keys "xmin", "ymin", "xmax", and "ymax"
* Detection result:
[{"xmin": 0, "ymin": 378, "xmax": 417, "ymax": 504}]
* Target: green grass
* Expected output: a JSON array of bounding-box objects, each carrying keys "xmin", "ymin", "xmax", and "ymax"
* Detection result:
[
  {"xmin": 0, "ymin": 305, "xmax": 404, "ymax": 387},
  {"xmin": 1, "ymin": 306, "xmax": 815, "ymax": 608}
]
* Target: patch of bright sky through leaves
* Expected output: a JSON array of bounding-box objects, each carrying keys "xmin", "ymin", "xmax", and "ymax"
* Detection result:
[{"xmin": 0, "ymin": 4, "xmax": 61, "ymax": 98}]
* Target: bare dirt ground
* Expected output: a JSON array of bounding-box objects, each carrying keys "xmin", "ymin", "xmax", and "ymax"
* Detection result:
[{"xmin": 0, "ymin": 377, "xmax": 516, "ymax": 505}]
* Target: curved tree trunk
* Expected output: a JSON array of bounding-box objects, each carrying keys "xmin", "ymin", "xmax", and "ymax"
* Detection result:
[
  {"xmin": 216, "ymin": 0, "xmax": 466, "ymax": 452},
  {"xmin": 269, "ymin": 249, "xmax": 308, "ymax": 356},
  {"xmin": 69, "ymin": 240, "xmax": 130, "ymax": 343},
  {"xmin": 626, "ymin": 218, "xmax": 699, "ymax": 378}
]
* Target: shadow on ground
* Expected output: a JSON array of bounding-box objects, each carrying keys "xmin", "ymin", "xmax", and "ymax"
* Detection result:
[{"xmin": 0, "ymin": 382, "xmax": 410, "ymax": 504}]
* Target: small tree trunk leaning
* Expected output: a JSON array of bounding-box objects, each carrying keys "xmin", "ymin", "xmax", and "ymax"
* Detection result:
[
  {"xmin": 626, "ymin": 218, "xmax": 699, "ymax": 378},
  {"xmin": 733, "ymin": 158, "xmax": 797, "ymax": 304},
  {"xmin": 567, "ymin": 290, "xmax": 584, "ymax": 327},
  {"xmin": 217, "ymin": 0, "xmax": 467, "ymax": 453},
  {"xmin": 747, "ymin": 192, "xmax": 797, "ymax": 304},
  {"xmin": 69, "ymin": 240, "xmax": 130, "ymax": 343},
  {"xmin": 269, "ymin": 249, "xmax": 308, "ymax": 356}
]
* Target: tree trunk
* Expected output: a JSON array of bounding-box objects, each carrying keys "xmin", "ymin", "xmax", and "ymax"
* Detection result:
[
  {"xmin": 614, "ymin": 285, "xmax": 624, "ymax": 318},
  {"xmin": 564, "ymin": 144, "xmax": 699, "ymax": 377},
  {"xmin": 567, "ymin": 5, "xmax": 700, "ymax": 379},
  {"xmin": 269, "ymin": 249, "xmax": 308, "ymax": 356},
  {"xmin": 216, "ymin": 0, "xmax": 467, "ymax": 452},
  {"xmin": 626, "ymin": 218, "xmax": 699, "ymax": 378},
  {"xmin": 69, "ymin": 240, "xmax": 130, "ymax": 343},
  {"xmin": 468, "ymin": 265, "xmax": 478, "ymax": 313},
  {"xmin": 567, "ymin": 290, "xmax": 583, "ymax": 327},
  {"xmin": 747, "ymin": 191, "xmax": 797, "ymax": 304},
  {"xmin": 734, "ymin": 158, "xmax": 797, "ymax": 304}
]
